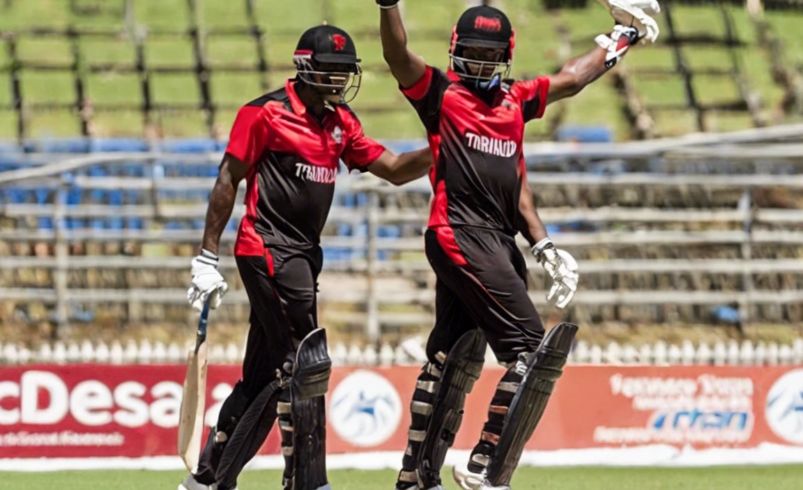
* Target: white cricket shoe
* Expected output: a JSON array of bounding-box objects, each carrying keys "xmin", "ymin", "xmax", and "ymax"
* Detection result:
[
  {"xmin": 452, "ymin": 463, "xmax": 484, "ymax": 490},
  {"xmin": 178, "ymin": 475, "xmax": 237, "ymax": 490}
]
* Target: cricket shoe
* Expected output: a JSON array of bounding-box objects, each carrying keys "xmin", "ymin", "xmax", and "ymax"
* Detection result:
[
  {"xmin": 178, "ymin": 475, "xmax": 212, "ymax": 490},
  {"xmin": 452, "ymin": 463, "xmax": 484, "ymax": 490},
  {"xmin": 178, "ymin": 475, "xmax": 237, "ymax": 490}
]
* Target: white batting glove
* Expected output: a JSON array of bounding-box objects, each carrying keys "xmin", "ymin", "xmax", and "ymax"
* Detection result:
[
  {"xmin": 596, "ymin": 0, "xmax": 661, "ymax": 43},
  {"xmin": 532, "ymin": 238, "xmax": 579, "ymax": 309},
  {"xmin": 187, "ymin": 249, "xmax": 228, "ymax": 311}
]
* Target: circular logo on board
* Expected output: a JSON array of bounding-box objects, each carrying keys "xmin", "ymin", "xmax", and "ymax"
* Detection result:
[
  {"xmin": 766, "ymin": 369, "xmax": 803, "ymax": 445},
  {"xmin": 329, "ymin": 370, "xmax": 402, "ymax": 447}
]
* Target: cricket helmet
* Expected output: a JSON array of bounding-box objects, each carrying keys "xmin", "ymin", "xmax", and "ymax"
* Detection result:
[
  {"xmin": 293, "ymin": 25, "xmax": 362, "ymax": 104},
  {"xmin": 449, "ymin": 5, "xmax": 516, "ymax": 90}
]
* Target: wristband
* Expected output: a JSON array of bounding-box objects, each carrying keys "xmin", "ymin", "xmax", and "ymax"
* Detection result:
[
  {"xmin": 376, "ymin": 0, "xmax": 400, "ymax": 9},
  {"xmin": 531, "ymin": 237, "xmax": 554, "ymax": 262},
  {"xmin": 197, "ymin": 248, "xmax": 220, "ymax": 267}
]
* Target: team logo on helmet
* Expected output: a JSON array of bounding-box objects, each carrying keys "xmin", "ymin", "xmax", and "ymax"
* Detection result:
[
  {"xmin": 332, "ymin": 34, "xmax": 347, "ymax": 52},
  {"xmin": 474, "ymin": 16, "xmax": 503, "ymax": 33}
]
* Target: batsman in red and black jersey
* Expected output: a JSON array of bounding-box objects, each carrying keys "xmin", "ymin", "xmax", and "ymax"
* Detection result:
[
  {"xmin": 377, "ymin": 2, "xmax": 657, "ymax": 489},
  {"xmin": 182, "ymin": 25, "xmax": 433, "ymax": 490}
]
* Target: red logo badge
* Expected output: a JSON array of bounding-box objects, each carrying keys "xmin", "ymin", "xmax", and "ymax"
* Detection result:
[
  {"xmin": 332, "ymin": 34, "xmax": 347, "ymax": 52},
  {"xmin": 474, "ymin": 16, "xmax": 502, "ymax": 33}
]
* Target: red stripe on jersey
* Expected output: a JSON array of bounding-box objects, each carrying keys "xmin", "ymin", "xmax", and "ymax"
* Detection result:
[
  {"xmin": 401, "ymin": 66, "xmax": 435, "ymax": 101},
  {"xmin": 234, "ymin": 165, "xmax": 264, "ymax": 256},
  {"xmin": 264, "ymin": 247, "xmax": 275, "ymax": 277},
  {"xmin": 435, "ymin": 223, "xmax": 467, "ymax": 267}
]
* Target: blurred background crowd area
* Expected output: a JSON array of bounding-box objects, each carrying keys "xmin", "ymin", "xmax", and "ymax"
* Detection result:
[
  {"xmin": 1, "ymin": 0, "xmax": 803, "ymax": 355},
  {"xmin": 0, "ymin": 0, "xmax": 801, "ymax": 142}
]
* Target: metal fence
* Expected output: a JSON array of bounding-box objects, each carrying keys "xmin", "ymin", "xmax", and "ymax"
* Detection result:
[{"xmin": 1, "ymin": 124, "xmax": 803, "ymax": 339}]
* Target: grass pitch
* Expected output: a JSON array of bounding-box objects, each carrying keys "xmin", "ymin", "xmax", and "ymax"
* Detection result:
[{"xmin": 5, "ymin": 466, "xmax": 803, "ymax": 490}]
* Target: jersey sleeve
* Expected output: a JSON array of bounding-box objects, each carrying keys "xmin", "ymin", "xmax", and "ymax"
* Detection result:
[
  {"xmin": 511, "ymin": 76, "xmax": 551, "ymax": 122},
  {"xmin": 401, "ymin": 66, "xmax": 451, "ymax": 135},
  {"xmin": 225, "ymin": 105, "xmax": 269, "ymax": 166},
  {"xmin": 341, "ymin": 110, "xmax": 386, "ymax": 172}
]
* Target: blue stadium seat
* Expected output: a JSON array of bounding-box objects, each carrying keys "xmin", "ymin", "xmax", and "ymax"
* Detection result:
[
  {"xmin": 90, "ymin": 139, "xmax": 149, "ymax": 153},
  {"xmin": 126, "ymin": 218, "xmax": 144, "ymax": 230},
  {"xmin": 226, "ymin": 219, "xmax": 238, "ymax": 231},
  {"xmin": 38, "ymin": 217, "xmax": 54, "ymax": 230},
  {"xmin": 556, "ymin": 126, "xmax": 612, "ymax": 143},
  {"xmin": 25, "ymin": 138, "xmax": 90, "ymax": 153},
  {"xmin": 337, "ymin": 223, "xmax": 353, "ymax": 236},
  {"xmin": 35, "ymin": 187, "xmax": 49, "ymax": 204},
  {"xmin": 108, "ymin": 217, "xmax": 124, "ymax": 230},
  {"xmin": 67, "ymin": 188, "xmax": 82, "ymax": 205},
  {"xmin": 122, "ymin": 163, "xmax": 147, "ymax": 177},
  {"xmin": 88, "ymin": 165, "xmax": 109, "ymax": 177},
  {"xmin": 161, "ymin": 138, "xmax": 217, "ymax": 153},
  {"xmin": 215, "ymin": 140, "xmax": 229, "ymax": 152},
  {"xmin": 108, "ymin": 191, "xmax": 123, "ymax": 206}
]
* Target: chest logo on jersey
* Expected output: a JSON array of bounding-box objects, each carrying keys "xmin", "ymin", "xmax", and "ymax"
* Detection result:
[
  {"xmin": 465, "ymin": 131, "xmax": 518, "ymax": 158},
  {"xmin": 331, "ymin": 125, "xmax": 343, "ymax": 144},
  {"xmin": 295, "ymin": 163, "xmax": 336, "ymax": 184}
]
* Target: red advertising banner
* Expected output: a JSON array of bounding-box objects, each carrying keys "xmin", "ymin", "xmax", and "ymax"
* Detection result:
[{"xmin": 1, "ymin": 364, "xmax": 802, "ymax": 459}]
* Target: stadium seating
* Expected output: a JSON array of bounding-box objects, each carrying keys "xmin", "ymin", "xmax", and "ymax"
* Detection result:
[{"xmin": 1, "ymin": 0, "xmax": 802, "ymax": 141}]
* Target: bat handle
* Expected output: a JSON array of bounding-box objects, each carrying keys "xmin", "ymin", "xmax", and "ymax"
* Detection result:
[{"xmin": 195, "ymin": 299, "xmax": 210, "ymax": 354}]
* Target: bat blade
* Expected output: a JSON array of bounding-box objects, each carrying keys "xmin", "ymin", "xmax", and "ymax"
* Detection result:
[{"xmin": 178, "ymin": 340, "xmax": 208, "ymax": 472}]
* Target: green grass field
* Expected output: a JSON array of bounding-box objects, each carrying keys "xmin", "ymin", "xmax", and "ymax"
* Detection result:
[{"xmin": 6, "ymin": 466, "xmax": 803, "ymax": 490}]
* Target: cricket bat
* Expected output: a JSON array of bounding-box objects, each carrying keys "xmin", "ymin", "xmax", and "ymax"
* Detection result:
[{"xmin": 178, "ymin": 300, "xmax": 210, "ymax": 473}]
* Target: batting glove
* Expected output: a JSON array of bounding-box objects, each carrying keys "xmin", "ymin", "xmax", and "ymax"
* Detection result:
[
  {"xmin": 596, "ymin": 0, "xmax": 661, "ymax": 43},
  {"xmin": 595, "ymin": 25, "xmax": 641, "ymax": 69},
  {"xmin": 376, "ymin": 0, "xmax": 400, "ymax": 8},
  {"xmin": 187, "ymin": 249, "xmax": 228, "ymax": 311},
  {"xmin": 532, "ymin": 238, "xmax": 579, "ymax": 309}
]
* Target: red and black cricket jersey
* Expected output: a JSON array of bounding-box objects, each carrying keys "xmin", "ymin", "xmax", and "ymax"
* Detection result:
[
  {"xmin": 226, "ymin": 80, "xmax": 386, "ymax": 256},
  {"xmin": 402, "ymin": 66, "xmax": 549, "ymax": 237}
]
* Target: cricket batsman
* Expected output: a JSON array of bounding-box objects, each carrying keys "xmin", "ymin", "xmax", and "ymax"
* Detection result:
[
  {"xmin": 375, "ymin": 1, "xmax": 660, "ymax": 489},
  {"xmin": 180, "ymin": 24, "xmax": 433, "ymax": 490}
]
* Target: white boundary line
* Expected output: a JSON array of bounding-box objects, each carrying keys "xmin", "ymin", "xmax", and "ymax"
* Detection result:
[{"xmin": 4, "ymin": 445, "xmax": 803, "ymax": 472}]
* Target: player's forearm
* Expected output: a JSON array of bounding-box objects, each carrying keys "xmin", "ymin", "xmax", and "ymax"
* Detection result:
[
  {"xmin": 518, "ymin": 182, "xmax": 548, "ymax": 247},
  {"xmin": 201, "ymin": 174, "xmax": 238, "ymax": 255},
  {"xmin": 369, "ymin": 148, "xmax": 432, "ymax": 186},
  {"xmin": 379, "ymin": 5, "xmax": 409, "ymax": 66},
  {"xmin": 548, "ymin": 47, "xmax": 609, "ymax": 102},
  {"xmin": 390, "ymin": 148, "xmax": 432, "ymax": 185}
]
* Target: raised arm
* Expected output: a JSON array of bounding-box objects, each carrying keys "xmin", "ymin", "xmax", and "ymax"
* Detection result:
[
  {"xmin": 377, "ymin": 0, "xmax": 427, "ymax": 88},
  {"xmin": 367, "ymin": 148, "xmax": 433, "ymax": 186},
  {"xmin": 546, "ymin": 26, "xmax": 640, "ymax": 105}
]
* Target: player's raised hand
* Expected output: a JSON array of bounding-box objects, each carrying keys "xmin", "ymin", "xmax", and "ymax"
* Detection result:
[
  {"xmin": 533, "ymin": 238, "xmax": 579, "ymax": 309},
  {"xmin": 596, "ymin": 0, "xmax": 662, "ymax": 43},
  {"xmin": 187, "ymin": 249, "xmax": 228, "ymax": 311}
]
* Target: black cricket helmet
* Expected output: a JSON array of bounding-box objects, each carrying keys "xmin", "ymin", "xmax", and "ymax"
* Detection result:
[
  {"xmin": 449, "ymin": 6, "xmax": 516, "ymax": 89},
  {"xmin": 293, "ymin": 25, "xmax": 362, "ymax": 104}
]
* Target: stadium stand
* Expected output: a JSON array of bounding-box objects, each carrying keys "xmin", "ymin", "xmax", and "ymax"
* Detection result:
[
  {"xmin": 0, "ymin": 0, "xmax": 802, "ymax": 141},
  {"xmin": 2, "ymin": 125, "xmax": 803, "ymax": 344}
]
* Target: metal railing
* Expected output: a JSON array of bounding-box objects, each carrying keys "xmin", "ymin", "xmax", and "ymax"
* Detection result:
[{"xmin": 2, "ymin": 128, "xmax": 803, "ymax": 337}]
